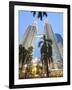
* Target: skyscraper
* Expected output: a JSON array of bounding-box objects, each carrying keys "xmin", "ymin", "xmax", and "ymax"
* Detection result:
[
  {"xmin": 22, "ymin": 21, "xmax": 37, "ymax": 49},
  {"xmin": 55, "ymin": 34, "xmax": 63, "ymax": 58},
  {"xmin": 44, "ymin": 20, "xmax": 63, "ymax": 69},
  {"xmin": 19, "ymin": 22, "xmax": 37, "ymax": 67}
]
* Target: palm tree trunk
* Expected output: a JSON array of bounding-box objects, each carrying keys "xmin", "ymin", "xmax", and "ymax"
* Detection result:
[{"xmin": 46, "ymin": 59, "xmax": 49, "ymax": 77}]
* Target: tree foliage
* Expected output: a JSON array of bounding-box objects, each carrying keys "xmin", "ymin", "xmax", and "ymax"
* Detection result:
[
  {"xmin": 31, "ymin": 11, "xmax": 48, "ymax": 20},
  {"xmin": 38, "ymin": 35, "xmax": 53, "ymax": 77},
  {"xmin": 19, "ymin": 44, "xmax": 33, "ymax": 68}
]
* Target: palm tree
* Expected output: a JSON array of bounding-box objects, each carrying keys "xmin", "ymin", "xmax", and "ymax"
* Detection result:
[
  {"xmin": 19, "ymin": 44, "xmax": 23, "ymax": 64},
  {"xmin": 31, "ymin": 11, "xmax": 47, "ymax": 20},
  {"xmin": 38, "ymin": 35, "xmax": 53, "ymax": 77},
  {"xmin": 24, "ymin": 46, "xmax": 33, "ymax": 65},
  {"xmin": 19, "ymin": 45, "xmax": 33, "ymax": 71},
  {"xmin": 19, "ymin": 44, "xmax": 27, "ymax": 69}
]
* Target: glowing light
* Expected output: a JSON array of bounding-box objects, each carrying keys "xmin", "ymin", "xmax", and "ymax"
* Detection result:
[{"xmin": 32, "ymin": 66, "xmax": 37, "ymax": 75}]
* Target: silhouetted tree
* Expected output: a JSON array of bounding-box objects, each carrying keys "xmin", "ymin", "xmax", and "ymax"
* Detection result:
[
  {"xmin": 25, "ymin": 46, "xmax": 33, "ymax": 64},
  {"xmin": 31, "ymin": 11, "xmax": 48, "ymax": 20},
  {"xmin": 19, "ymin": 44, "xmax": 33, "ymax": 69},
  {"xmin": 38, "ymin": 35, "xmax": 53, "ymax": 77},
  {"xmin": 19, "ymin": 44, "xmax": 27, "ymax": 68}
]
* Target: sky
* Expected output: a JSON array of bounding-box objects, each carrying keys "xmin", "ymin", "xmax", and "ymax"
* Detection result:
[{"xmin": 19, "ymin": 11, "xmax": 63, "ymax": 60}]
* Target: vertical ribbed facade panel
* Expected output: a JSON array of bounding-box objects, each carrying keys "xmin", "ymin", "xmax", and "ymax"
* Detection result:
[{"xmin": 22, "ymin": 23, "xmax": 37, "ymax": 49}]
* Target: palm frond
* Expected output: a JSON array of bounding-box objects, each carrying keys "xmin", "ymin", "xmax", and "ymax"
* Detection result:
[
  {"xmin": 46, "ymin": 39, "xmax": 53, "ymax": 44},
  {"xmin": 38, "ymin": 41, "xmax": 43, "ymax": 47},
  {"xmin": 31, "ymin": 11, "xmax": 36, "ymax": 17},
  {"xmin": 43, "ymin": 12, "xmax": 47, "ymax": 17},
  {"xmin": 37, "ymin": 12, "xmax": 42, "ymax": 20}
]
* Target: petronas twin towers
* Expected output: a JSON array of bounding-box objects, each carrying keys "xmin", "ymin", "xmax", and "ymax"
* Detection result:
[{"xmin": 22, "ymin": 20, "xmax": 63, "ymax": 69}]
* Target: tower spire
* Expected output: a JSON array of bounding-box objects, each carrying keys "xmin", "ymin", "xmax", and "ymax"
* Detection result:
[{"xmin": 32, "ymin": 20, "xmax": 37, "ymax": 26}]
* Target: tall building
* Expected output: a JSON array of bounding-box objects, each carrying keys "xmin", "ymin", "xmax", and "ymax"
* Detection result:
[
  {"xmin": 55, "ymin": 34, "xmax": 63, "ymax": 58},
  {"xmin": 44, "ymin": 20, "xmax": 63, "ymax": 69},
  {"xmin": 22, "ymin": 21, "xmax": 37, "ymax": 49},
  {"xmin": 19, "ymin": 22, "xmax": 37, "ymax": 67}
]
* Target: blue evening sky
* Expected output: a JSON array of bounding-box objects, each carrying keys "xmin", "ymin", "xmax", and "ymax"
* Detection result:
[{"xmin": 19, "ymin": 11, "xmax": 63, "ymax": 59}]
